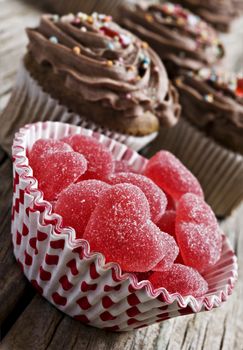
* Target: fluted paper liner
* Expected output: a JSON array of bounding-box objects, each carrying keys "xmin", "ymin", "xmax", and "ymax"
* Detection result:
[
  {"xmin": 12, "ymin": 121, "xmax": 238, "ymax": 331},
  {"xmin": 0, "ymin": 63, "xmax": 157, "ymax": 156},
  {"xmin": 145, "ymin": 118, "xmax": 243, "ymax": 218}
]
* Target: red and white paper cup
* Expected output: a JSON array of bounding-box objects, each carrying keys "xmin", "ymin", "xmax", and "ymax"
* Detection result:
[{"xmin": 11, "ymin": 121, "xmax": 238, "ymax": 332}]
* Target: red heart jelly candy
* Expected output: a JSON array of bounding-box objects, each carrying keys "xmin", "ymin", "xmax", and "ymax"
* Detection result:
[
  {"xmin": 157, "ymin": 210, "xmax": 176, "ymax": 237},
  {"xmin": 152, "ymin": 232, "xmax": 179, "ymax": 271},
  {"xmin": 55, "ymin": 180, "xmax": 110, "ymax": 239},
  {"xmin": 62, "ymin": 134, "xmax": 114, "ymax": 180},
  {"xmin": 34, "ymin": 151, "xmax": 87, "ymax": 201},
  {"xmin": 108, "ymin": 172, "xmax": 167, "ymax": 223},
  {"xmin": 176, "ymin": 193, "xmax": 222, "ymax": 272},
  {"xmin": 114, "ymin": 160, "xmax": 135, "ymax": 173},
  {"xmin": 144, "ymin": 151, "xmax": 204, "ymax": 201},
  {"xmin": 149, "ymin": 264, "xmax": 208, "ymax": 297},
  {"xmin": 29, "ymin": 139, "xmax": 72, "ymax": 174},
  {"xmin": 84, "ymin": 184, "xmax": 173, "ymax": 272}
]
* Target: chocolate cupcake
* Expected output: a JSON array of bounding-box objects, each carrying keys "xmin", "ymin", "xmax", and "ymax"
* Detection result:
[
  {"xmin": 120, "ymin": 2, "xmax": 224, "ymax": 78},
  {"xmin": 145, "ymin": 68, "xmax": 243, "ymax": 217},
  {"xmin": 168, "ymin": 0, "xmax": 237, "ymax": 32},
  {"xmin": 0, "ymin": 12, "xmax": 181, "ymax": 154},
  {"xmin": 175, "ymin": 68, "xmax": 243, "ymax": 154}
]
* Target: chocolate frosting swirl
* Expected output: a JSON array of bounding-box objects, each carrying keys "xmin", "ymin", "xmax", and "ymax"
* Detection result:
[
  {"xmin": 175, "ymin": 68, "xmax": 243, "ymax": 153},
  {"xmin": 169, "ymin": 0, "xmax": 237, "ymax": 32},
  {"xmin": 120, "ymin": 2, "xmax": 224, "ymax": 77},
  {"xmin": 26, "ymin": 13, "xmax": 181, "ymax": 134}
]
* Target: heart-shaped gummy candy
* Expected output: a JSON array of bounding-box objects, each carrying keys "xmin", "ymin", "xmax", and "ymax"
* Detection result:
[
  {"xmin": 108, "ymin": 172, "xmax": 167, "ymax": 223},
  {"xmin": 84, "ymin": 183, "xmax": 178, "ymax": 272},
  {"xmin": 62, "ymin": 134, "xmax": 114, "ymax": 180},
  {"xmin": 175, "ymin": 193, "xmax": 222, "ymax": 272},
  {"xmin": 144, "ymin": 151, "xmax": 204, "ymax": 201},
  {"xmin": 149, "ymin": 264, "xmax": 208, "ymax": 297},
  {"xmin": 55, "ymin": 180, "xmax": 110, "ymax": 239},
  {"xmin": 29, "ymin": 147, "xmax": 87, "ymax": 201},
  {"xmin": 29, "ymin": 139, "xmax": 73, "ymax": 175}
]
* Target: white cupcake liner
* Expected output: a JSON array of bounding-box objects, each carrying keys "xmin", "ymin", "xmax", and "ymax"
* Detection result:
[
  {"xmin": 0, "ymin": 63, "xmax": 157, "ymax": 156},
  {"xmin": 11, "ymin": 121, "xmax": 237, "ymax": 331},
  {"xmin": 145, "ymin": 118, "xmax": 243, "ymax": 218}
]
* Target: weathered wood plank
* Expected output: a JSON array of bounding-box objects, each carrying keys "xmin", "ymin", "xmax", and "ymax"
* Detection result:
[
  {"xmin": 0, "ymin": 0, "xmax": 40, "ymax": 112},
  {"xmin": 0, "ymin": 157, "xmax": 33, "ymax": 335}
]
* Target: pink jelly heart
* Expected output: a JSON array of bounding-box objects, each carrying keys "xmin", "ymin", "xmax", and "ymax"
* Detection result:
[
  {"xmin": 108, "ymin": 172, "xmax": 167, "ymax": 223},
  {"xmin": 176, "ymin": 193, "xmax": 222, "ymax": 272},
  {"xmin": 29, "ymin": 139, "xmax": 73, "ymax": 174},
  {"xmin": 114, "ymin": 160, "xmax": 135, "ymax": 173},
  {"xmin": 152, "ymin": 232, "xmax": 179, "ymax": 271},
  {"xmin": 144, "ymin": 151, "xmax": 204, "ymax": 201},
  {"xmin": 33, "ymin": 151, "xmax": 87, "ymax": 201},
  {"xmin": 62, "ymin": 134, "xmax": 114, "ymax": 180},
  {"xmin": 149, "ymin": 264, "xmax": 208, "ymax": 297},
  {"xmin": 55, "ymin": 180, "xmax": 110, "ymax": 239},
  {"xmin": 157, "ymin": 210, "xmax": 176, "ymax": 237},
  {"xmin": 84, "ymin": 183, "xmax": 173, "ymax": 272}
]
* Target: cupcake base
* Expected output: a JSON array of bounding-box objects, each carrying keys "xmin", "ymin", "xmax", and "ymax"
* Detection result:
[
  {"xmin": 144, "ymin": 118, "xmax": 243, "ymax": 217},
  {"xmin": 0, "ymin": 63, "xmax": 158, "ymax": 156}
]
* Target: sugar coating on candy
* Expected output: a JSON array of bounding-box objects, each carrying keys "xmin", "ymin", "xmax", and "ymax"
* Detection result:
[
  {"xmin": 176, "ymin": 193, "xmax": 222, "ymax": 272},
  {"xmin": 152, "ymin": 232, "xmax": 179, "ymax": 271},
  {"xmin": 55, "ymin": 180, "xmax": 110, "ymax": 239},
  {"xmin": 114, "ymin": 160, "xmax": 135, "ymax": 173},
  {"xmin": 29, "ymin": 139, "xmax": 73, "ymax": 174},
  {"xmin": 149, "ymin": 264, "xmax": 208, "ymax": 297},
  {"xmin": 108, "ymin": 172, "xmax": 167, "ymax": 223},
  {"xmin": 34, "ymin": 151, "xmax": 87, "ymax": 201},
  {"xmin": 84, "ymin": 183, "xmax": 171, "ymax": 272},
  {"xmin": 144, "ymin": 151, "xmax": 204, "ymax": 201},
  {"xmin": 62, "ymin": 134, "xmax": 114, "ymax": 180},
  {"xmin": 157, "ymin": 210, "xmax": 176, "ymax": 237},
  {"xmin": 176, "ymin": 193, "xmax": 218, "ymax": 227}
]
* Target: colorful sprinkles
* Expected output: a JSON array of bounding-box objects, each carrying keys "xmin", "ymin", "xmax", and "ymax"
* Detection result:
[
  {"xmin": 49, "ymin": 36, "xmax": 58, "ymax": 44},
  {"xmin": 145, "ymin": 2, "xmax": 222, "ymax": 55},
  {"xmin": 50, "ymin": 11, "xmax": 154, "ymax": 81},
  {"xmin": 188, "ymin": 68, "xmax": 243, "ymax": 99}
]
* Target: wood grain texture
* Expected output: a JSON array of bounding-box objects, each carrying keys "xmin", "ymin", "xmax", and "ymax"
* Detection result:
[{"xmin": 0, "ymin": 0, "xmax": 242, "ymax": 349}]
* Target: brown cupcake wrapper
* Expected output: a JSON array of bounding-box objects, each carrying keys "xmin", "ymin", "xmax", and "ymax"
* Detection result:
[
  {"xmin": 0, "ymin": 63, "xmax": 158, "ymax": 156},
  {"xmin": 145, "ymin": 118, "xmax": 243, "ymax": 217}
]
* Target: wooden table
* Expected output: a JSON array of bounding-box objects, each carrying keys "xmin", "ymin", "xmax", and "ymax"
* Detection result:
[{"xmin": 0, "ymin": 1, "xmax": 243, "ymax": 349}]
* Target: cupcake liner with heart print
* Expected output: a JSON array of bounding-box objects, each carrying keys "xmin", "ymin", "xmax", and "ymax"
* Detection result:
[
  {"xmin": 0, "ymin": 63, "xmax": 158, "ymax": 156},
  {"xmin": 11, "ymin": 121, "xmax": 238, "ymax": 332}
]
